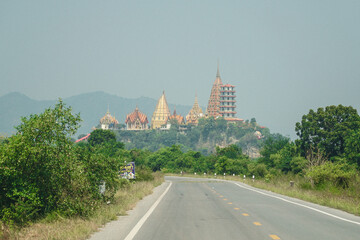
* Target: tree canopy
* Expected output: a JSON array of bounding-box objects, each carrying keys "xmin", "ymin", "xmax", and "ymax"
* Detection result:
[{"xmin": 295, "ymin": 105, "xmax": 360, "ymax": 160}]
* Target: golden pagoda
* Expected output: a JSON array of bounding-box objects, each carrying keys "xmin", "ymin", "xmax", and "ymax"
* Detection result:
[
  {"xmin": 151, "ymin": 91, "xmax": 171, "ymax": 129},
  {"xmin": 186, "ymin": 95, "xmax": 204, "ymax": 125},
  {"xmin": 206, "ymin": 63, "xmax": 223, "ymax": 118}
]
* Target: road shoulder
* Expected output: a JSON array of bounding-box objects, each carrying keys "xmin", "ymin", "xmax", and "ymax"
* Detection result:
[{"xmin": 89, "ymin": 180, "xmax": 171, "ymax": 240}]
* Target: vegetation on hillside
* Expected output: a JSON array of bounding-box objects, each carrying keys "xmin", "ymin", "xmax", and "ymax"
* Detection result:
[{"xmin": 117, "ymin": 117, "xmax": 270, "ymax": 156}]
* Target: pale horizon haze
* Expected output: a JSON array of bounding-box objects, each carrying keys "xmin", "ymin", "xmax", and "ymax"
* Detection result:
[{"xmin": 1, "ymin": 0, "xmax": 360, "ymax": 138}]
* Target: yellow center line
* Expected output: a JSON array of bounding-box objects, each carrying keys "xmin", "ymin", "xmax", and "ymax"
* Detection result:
[
  {"xmin": 253, "ymin": 222, "xmax": 262, "ymax": 226},
  {"xmin": 219, "ymin": 195, "xmax": 223, "ymax": 197},
  {"xmin": 223, "ymin": 198, "xmax": 228, "ymax": 201},
  {"xmin": 228, "ymin": 202, "xmax": 232, "ymax": 204},
  {"xmin": 234, "ymin": 208, "xmax": 240, "ymax": 210},
  {"xmin": 269, "ymin": 235, "xmax": 280, "ymax": 240},
  {"xmin": 242, "ymin": 213, "xmax": 249, "ymax": 216}
]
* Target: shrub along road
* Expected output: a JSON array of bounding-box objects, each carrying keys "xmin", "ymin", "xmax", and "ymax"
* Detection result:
[{"xmin": 90, "ymin": 176, "xmax": 360, "ymax": 240}]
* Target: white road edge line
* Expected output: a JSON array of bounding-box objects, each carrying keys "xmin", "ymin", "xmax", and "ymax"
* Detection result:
[
  {"xmin": 232, "ymin": 182, "xmax": 360, "ymax": 226},
  {"xmin": 124, "ymin": 181, "xmax": 173, "ymax": 240}
]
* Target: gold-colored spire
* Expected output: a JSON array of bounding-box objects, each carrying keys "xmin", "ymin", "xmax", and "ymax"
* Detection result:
[{"xmin": 151, "ymin": 91, "xmax": 171, "ymax": 129}]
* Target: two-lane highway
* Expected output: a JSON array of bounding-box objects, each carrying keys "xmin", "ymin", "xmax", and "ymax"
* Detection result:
[{"xmin": 91, "ymin": 176, "xmax": 360, "ymax": 240}]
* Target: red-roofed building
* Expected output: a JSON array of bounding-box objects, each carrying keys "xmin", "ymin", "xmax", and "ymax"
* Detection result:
[
  {"xmin": 167, "ymin": 108, "xmax": 185, "ymax": 125},
  {"xmin": 125, "ymin": 106, "xmax": 149, "ymax": 130}
]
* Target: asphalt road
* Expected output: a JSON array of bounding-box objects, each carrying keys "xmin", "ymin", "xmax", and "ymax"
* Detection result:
[{"xmin": 90, "ymin": 176, "xmax": 360, "ymax": 240}]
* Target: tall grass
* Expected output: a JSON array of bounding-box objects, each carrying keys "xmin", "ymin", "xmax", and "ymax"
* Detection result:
[{"xmin": 0, "ymin": 172, "xmax": 164, "ymax": 240}]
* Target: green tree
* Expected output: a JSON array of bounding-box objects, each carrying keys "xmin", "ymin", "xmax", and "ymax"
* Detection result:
[
  {"xmin": 88, "ymin": 129, "xmax": 116, "ymax": 146},
  {"xmin": 259, "ymin": 133, "xmax": 290, "ymax": 167},
  {"xmin": 0, "ymin": 100, "xmax": 91, "ymax": 225},
  {"xmin": 344, "ymin": 128, "xmax": 360, "ymax": 167},
  {"xmin": 295, "ymin": 105, "xmax": 360, "ymax": 160}
]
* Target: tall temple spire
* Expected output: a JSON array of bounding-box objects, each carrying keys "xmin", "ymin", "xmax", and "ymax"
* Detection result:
[
  {"xmin": 151, "ymin": 91, "xmax": 171, "ymax": 129},
  {"xmin": 206, "ymin": 62, "xmax": 223, "ymax": 117}
]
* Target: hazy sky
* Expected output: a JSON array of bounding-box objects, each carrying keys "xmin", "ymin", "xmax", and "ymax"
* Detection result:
[{"xmin": 1, "ymin": 0, "xmax": 359, "ymax": 138}]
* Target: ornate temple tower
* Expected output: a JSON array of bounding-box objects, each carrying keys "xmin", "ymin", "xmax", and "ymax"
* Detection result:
[
  {"xmin": 151, "ymin": 91, "xmax": 171, "ymax": 129},
  {"xmin": 206, "ymin": 64, "xmax": 223, "ymax": 118},
  {"xmin": 186, "ymin": 95, "xmax": 204, "ymax": 125},
  {"xmin": 125, "ymin": 106, "xmax": 149, "ymax": 130}
]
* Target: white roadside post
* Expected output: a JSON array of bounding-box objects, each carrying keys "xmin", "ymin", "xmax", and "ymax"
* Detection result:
[
  {"xmin": 252, "ymin": 175, "xmax": 255, "ymax": 182},
  {"xmin": 243, "ymin": 175, "xmax": 246, "ymax": 181}
]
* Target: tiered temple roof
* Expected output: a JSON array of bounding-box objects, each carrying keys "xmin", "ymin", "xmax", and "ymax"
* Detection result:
[
  {"xmin": 186, "ymin": 95, "xmax": 204, "ymax": 125},
  {"xmin": 206, "ymin": 64, "xmax": 223, "ymax": 118},
  {"xmin": 167, "ymin": 108, "xmax": 185, "ymax": 125},
  {"xmin": 151, "ymin": 91, "xmax": 171, "ymax": 129},
  {"xmin": 125, "ymin": 106, "xmax": 149, "ymax": 130},
  {"xmin": 100, "ymin": 109, "xmax": 119, "ymax": 129}
]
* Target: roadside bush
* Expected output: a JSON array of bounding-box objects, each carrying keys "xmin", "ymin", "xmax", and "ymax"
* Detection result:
[
  {"xmin": 306, "ymin": 162, "xmax": 356, "ymax": 189},
  {"xmin": 135, "ymin": 166, "xmax": 155, "ymax": 182},
  {"xmin": 0, "ymin": 101, "xmax": 118, "ymax": 226}
]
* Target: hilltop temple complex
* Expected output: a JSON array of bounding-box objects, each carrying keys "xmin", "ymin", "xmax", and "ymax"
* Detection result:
[{"xmin": 96, "ymin": 64, "xmax": 242, "ymax": 130}]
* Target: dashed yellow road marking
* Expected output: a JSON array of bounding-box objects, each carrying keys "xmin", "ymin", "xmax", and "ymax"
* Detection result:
[
  {"xmin": 242, "ymin": 213, "xmax": 249, "ymax": 216},
  {"xmin": 223, "ymin": 198, "xmax": 228, "ymax": 201},
  {"xmin": 269, "ymin": 235, "xmax": 280, "ymax": 240},
  {"xmin": 219, "ymin": 195, "xmax": 223, "ymax": 197},
  {"xmin": 253, "ymin": 222, "xmax": 262, "ymax": 226},
  {"xmin": 234, "ymin": 208, "xmax": 240, "ymax": 210},
  {"xmin": 228, "ymin": 202, "xmax": 232, "ymax": 204}
]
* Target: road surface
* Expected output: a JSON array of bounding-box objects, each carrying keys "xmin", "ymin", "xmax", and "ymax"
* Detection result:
[{"xmin": 90, "ymin": 176, "xmax": 360, "ymax": 240}]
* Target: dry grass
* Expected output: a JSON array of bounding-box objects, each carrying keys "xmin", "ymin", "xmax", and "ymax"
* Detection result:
[{"xmin": 1, "ymin": 172, "xmax": 164, "ymax": 240}]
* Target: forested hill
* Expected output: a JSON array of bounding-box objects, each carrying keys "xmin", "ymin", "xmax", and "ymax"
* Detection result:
[
  {"xmin": 116, "ymin": 117, "xmax": 270, "ymax": 158},
  {"xmin": 0, "ymin": 92, "xmax": 192, "ymax": 136}
]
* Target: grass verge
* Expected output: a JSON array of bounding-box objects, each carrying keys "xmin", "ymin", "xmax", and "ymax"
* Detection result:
[{"xmin": 1, "ymin": 172, "xmax": 164, "ymax": 240}]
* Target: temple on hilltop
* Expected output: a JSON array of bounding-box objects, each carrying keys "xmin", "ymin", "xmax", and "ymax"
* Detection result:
[
  {"xmin": 100, "ymin": 108, "xmax": 119, "ymax": 130},
  {"xmin": 151, "ymin": 91, "xmax": 171, "ymax": 129},
  {"xmin": 167, "ymin": 108, "xmax": 185, "ymax": 125},
  {"xmin": 186, "ymin": 95, "xmax": 204, "ymax": 125},
  {"xmin": 125, "ymin": 106, "xmax": 149, "ymax": 130},
  {"xmin": 206, "ymin": 63, "xmax": 243, "ymax": 122}
]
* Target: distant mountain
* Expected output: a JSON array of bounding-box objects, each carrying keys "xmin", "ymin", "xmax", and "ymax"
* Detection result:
[{"xmin": 0, "ymin": 91, "xmax": 193, "ymax": 137}]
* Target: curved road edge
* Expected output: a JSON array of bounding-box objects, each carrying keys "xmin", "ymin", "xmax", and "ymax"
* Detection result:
[{"xmin": 89, "ymin": 180, "xmax": 172, "ymax": 240}]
